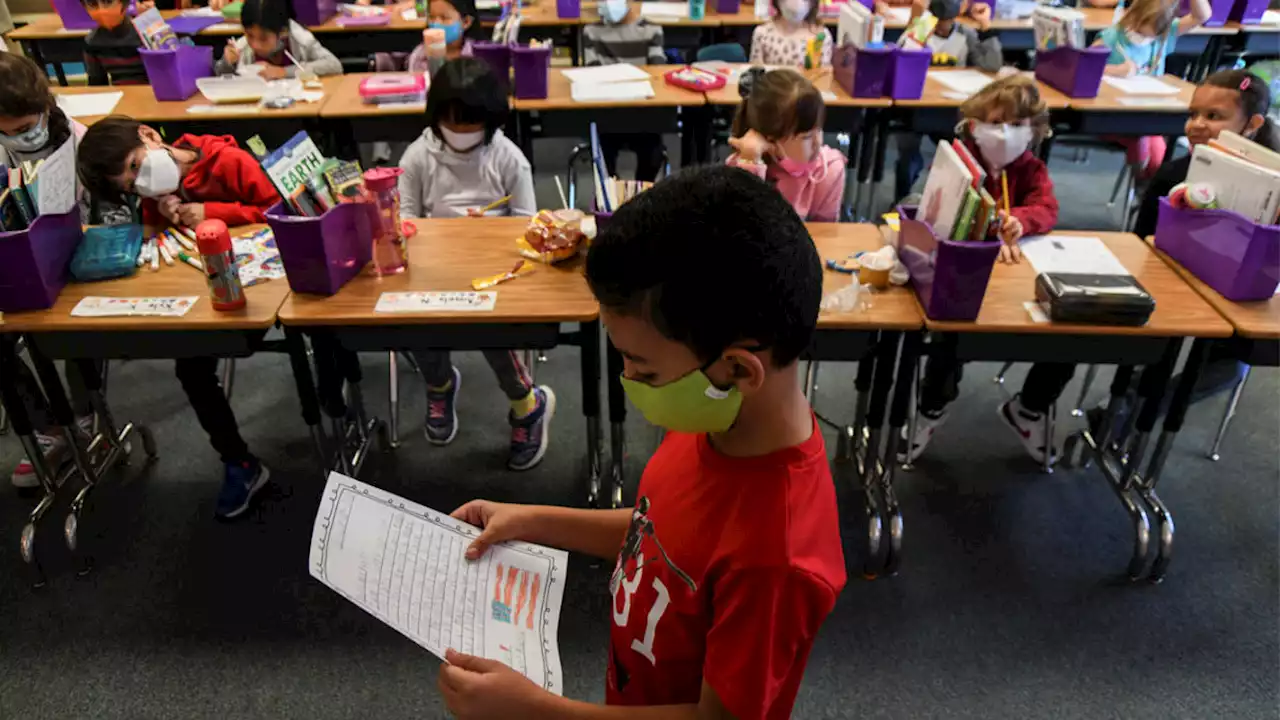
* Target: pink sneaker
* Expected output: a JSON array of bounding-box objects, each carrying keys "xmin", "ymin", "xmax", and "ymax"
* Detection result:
[{"xmin": 11, "ymin": 432, "xmax": 68, "ymax": 489}]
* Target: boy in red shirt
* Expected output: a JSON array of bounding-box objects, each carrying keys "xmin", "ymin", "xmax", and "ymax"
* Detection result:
[
  {"xmin": 439, "ymin": 165, "xmax": 846, "ymax": 719},
  {"xmin": 78, "ymin": 117, "xmax": 280, "ymax": 520}
]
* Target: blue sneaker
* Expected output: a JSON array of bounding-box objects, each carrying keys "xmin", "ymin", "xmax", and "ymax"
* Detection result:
[
  {"xmin": 425, "ymin": 366, "xmax": 462, "ymax": 445},
  {"xmin": 216, "ymin": 459, "xmax": 270, "ymax": 520},
  {"xmin": 508, "ymin": 386, "xmax": 555, "ymax": 471}
]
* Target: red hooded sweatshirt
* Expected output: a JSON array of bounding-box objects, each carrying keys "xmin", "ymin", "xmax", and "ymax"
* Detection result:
[
  {"xmin": 960, "ymin": 139, "xmax": 1060, "ymax": 237},
  {"xmin": 141, "ymin": 134, "xmax": 280, "ymax": 227}
]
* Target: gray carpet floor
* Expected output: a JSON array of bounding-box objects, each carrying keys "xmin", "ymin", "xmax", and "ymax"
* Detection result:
[{"xmin": 0, "ymin": 137, "xmax": 1276, "ymax": 719}]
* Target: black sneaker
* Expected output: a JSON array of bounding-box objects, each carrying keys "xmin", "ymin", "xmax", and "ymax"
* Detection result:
[
  {"xmin": 508, "ymin": 387, "xmax": 555, "ymax": 471},
  {"xmin": 216, "ymin": 459, "xmax": 270, "ymax": 520},
  {"xmin": 425, "ymin": 366, "xmax": 462, "ymax": 445}
]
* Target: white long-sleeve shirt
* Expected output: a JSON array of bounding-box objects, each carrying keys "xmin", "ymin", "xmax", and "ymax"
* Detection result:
[{"xmin": 397, "ymin": 128, "xmax": 536, "ymax": 219}]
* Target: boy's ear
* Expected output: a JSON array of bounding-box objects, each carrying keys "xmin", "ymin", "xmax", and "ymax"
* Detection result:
[{"xmin": 719, "ymin": 348, "xmax": 767, "ymax": 396}]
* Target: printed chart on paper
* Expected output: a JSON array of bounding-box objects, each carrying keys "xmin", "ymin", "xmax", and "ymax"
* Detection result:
[{"xmin": 309, "ymin": 472, "xmax": 568, "ymax": 695}]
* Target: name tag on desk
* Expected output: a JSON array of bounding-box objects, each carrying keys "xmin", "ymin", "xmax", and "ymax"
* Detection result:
[
  {"xmin": 71, "ymin": 296, "xmax": 200, "ymax": 318},
  {"xmin": 375, "ymin": 291, "xmax": 497, "ymax": 313}
]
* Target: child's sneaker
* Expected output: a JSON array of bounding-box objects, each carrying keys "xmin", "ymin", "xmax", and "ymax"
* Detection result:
[
  {"xmin": 998, "ymin": 394, "xmax": 1056, "ymax": 465},
  {"xmin": 215, "ymin": 459, "xmax": 270, "ymax": 520},
  {"xmin": 11, "ymin": 432, "xmax": 68, "ymax": 489},
  {"xmin": 76, "ymin": 415, "xmax": 132, "ymax": 455},
  {"xmin": 897, "ymin": 408, "xmax": 948, "ymax": 463},
  {"xmin": 424, "ymin": 366, "xmax": 462, "ymax": 445},
  {"xmin": 508, "ymin": 386, "xmax": 555, "ymax": 471}
]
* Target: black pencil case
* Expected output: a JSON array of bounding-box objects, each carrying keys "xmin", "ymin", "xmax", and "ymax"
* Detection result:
[{"xmin": 1034, "ymin": 272, "xmax": 1155, "ymax": 326}]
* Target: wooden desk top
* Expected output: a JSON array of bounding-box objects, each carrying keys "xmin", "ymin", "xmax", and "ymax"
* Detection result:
[
  {"xmin": 1144, "ymin": 238, "xmax": 1280, "ymax": 340},
  {"xmin": 704, "ymin": 67, "xmax": 893, "ymax": 108},
  {"xmin": 276, "ymin": 218, "xmax": 599, "ymax": 326},
  {"xmin": 923, "ymin": 231, "xmax": 1232, "ymax": 338},
  {"xmin": 1230, "ymin": 20, "xmax": 1280, "ymax": 32},
  {"xmin": 894, "ymin": 69, "xmax": 1071, "ymax": 111},
  {"xmin": 512, "ymin": 65, "xmax": 706, "ymax": 111},
  {"xmin": 810, "ymin": 223, "xmax": 924, "ymax": 331},
  {"xmin": 0, "ymin": 226, "xmax": 290, "ymax": 333},
  {"xmin": 319, "ymin": 73, "xmax": 427, "ymax": 119},
  {"xmin": 53, "ymin": 76, "xmax": 344, "ymax": 124},
  {"xmin": 1068, "ymin": 73, "xmax": 1194, "ymax": 113},
  {"xmin": 3, "ymin": 8, "xmax": 422, "ymax": 40},
  {"xmin": 309, "ymin": 2, "xmax": 427, "ymax": 33}
]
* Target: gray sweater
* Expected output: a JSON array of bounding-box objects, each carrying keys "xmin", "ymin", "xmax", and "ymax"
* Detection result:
[
  {"xmin": 902, "ymin": 23, "xmax": 1002, "ymax": 72},
  {"xmin": 398, "ymin": 128, "xmax": 536, "ymax": 219},
  {"xmin": 214, "ymin": 20, "xmax": 342, "ymax": 77}
]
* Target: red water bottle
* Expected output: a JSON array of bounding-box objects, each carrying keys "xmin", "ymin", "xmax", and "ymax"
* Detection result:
[{"xmin": 195, "ymin": 219, "xmax": 246, "ymax": 311}]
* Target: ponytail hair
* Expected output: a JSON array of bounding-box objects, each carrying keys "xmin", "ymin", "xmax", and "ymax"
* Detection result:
[{"xmin": 1203, "ymin": 69, "xmax": 1278, "ymax": 151}]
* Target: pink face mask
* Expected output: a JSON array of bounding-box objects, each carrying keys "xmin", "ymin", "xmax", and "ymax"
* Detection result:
[{"xmin": 775, "ymin": 153, "xmax": 826, "ymax": 180}]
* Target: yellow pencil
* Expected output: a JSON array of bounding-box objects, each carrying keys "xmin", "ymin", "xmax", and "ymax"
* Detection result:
[
  {"xmin": 476, "ymin": 195, "xmax": 512, "ymax": 214},
  {"xmin": 1000, "ymin": 171, "xmax": 1010, "ymax": 215}
]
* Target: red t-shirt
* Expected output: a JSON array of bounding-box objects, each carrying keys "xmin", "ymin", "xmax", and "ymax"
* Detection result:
[{"xmin": 605, "ymin": 419, "xmax": 846, "ymax": 719}]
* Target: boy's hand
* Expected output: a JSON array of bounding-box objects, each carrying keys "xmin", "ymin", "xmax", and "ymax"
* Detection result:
[
  {"xmin": 910, "ymin": 0, "xmax": 927, "ymax": 17},
  {"xmin": 223, "ymin": 40, "xmax": 240, "ymax": 65},
  {"xmin": 997, "ymin": 211, "xmax": 1023, "ymax": 263},
  {"xmin": 970, "ymin": 2, "xmax": 992, "ymax": 30},
  {"xmin": 177, "ymin": 203, "xmax": 206, "ymax": 227},
  {"xmin": 438, "ymin": 650, "xmax": 549, "ymax": 720},
  {"xmin": 727, "ymin": 130, "xmax": 770, "ymax": 163},
  {"xmin": 158, "ymin": 195, "xmax": 182, "ymax": 224},
  {"xmin": 451, "ymin": 500, "xmax": 536, "ymax": 560},
  {"xmin": 258, "ymin": 63, "xmax": 287, "ymax": 80},
  {"xmin": 465, "ymin": 207, "xmax": 485, "ymax": 217}
]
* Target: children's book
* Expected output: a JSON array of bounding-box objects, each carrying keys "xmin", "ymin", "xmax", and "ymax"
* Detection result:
[
  {"xmin": 7, "ymin": 169, "xmax": 35, "ymax": 227},
  {"xmin": 901, "ymin": 13, "xmax": 937, "ymax": 50},
  {"xmin": 971, "ymin": 187, "xmax": 998, "ymax": 241},
  {"xmin": 1211, "ymin": 130, "xmax": 1280, "ymax": 173},
  {"xmin": 919, "ymin": 140, "xmax": 973, "ymax": 240},
  {"xmin": 1032, "ymin": 6, "xmax": 1084, "ymax": 50},
  {"xmin": 951, "ymin": 186, "xmax": 981, "ymax": 241},
  {"xmin": 132, "ymin": 7, "xmax": 178, "ymax": 51},
  {"xmin": 260, "ymin": 131, "xmax": 327, "ymax": 216},
  {"xmin": 951, "ymin": 140, "xmax": 986, "ymax": 190},
  {"xmin": 324, "ymin": 160, "xmax": 367, "ymax": 204},
  {"xmin": 1186, "ymin": 144, "xmax": 1280, "ymax": 225},
  {"xmin": 837, "ymin": 0, "xmax": 884, "ymax": 49}
]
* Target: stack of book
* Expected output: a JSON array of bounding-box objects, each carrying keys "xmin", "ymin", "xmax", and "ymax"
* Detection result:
[
  {"xmin": 837, "ymin": 0, "xmax": 884, "ymax": 49},
  {"xmin": 918, "ymin": 139, "xmax": 999, "ymax": 242},
  {"xmin": 249, "ymin": 131, "xmax": 368, "ymax": 218},
  {"xmin": 0, "ymin": 165, "xmax": 38, "ymax": 232},
  {"xmin": 132, "ymin": 7, "xmax": 179, "ymax": 50},
  {"xmin": 1032, "ymin": 5, "xmax": 1085, "ymax": 51},
  {"xmin": 0, "ymin": 138, "xmax": 75, "ymax": 232},
  {"xmin": 1184, "ymin": 130, "xmax": 1280, "ymax": 225}
]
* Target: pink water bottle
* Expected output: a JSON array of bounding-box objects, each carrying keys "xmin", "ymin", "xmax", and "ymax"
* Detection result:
[{"xmin": 364, "ymin": 167, "xmax": 409, "ymax": 275}]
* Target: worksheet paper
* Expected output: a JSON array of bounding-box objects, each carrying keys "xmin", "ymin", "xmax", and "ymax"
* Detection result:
[
  {"xmin": 930, "ymin": 70, "xmax": 993, "ymax": 96},
  {"xmin": 640, "ymin": 2, "xmax": 690, "ymax": 19},
  {"xmin": 55, "ymin": 91, "xmax": 123, "ymax": 118},
  {"xmin": 36, "ymin": 138, "xmax": 76, "ymax": 215},
  {"xmin": 375, "ymin": 291, "xmax": 497, "ymax": 313},
  {"xmin": 310, "ymin": 473, "xmax": 568, "ymax": 695},
  {"xmin": 561, "ymin": 64, "xmax": 651, "ymax": 85},
  {"xmin": 70, "ymin": 296, "xmax": 200, "ymax": 317},
  {"xmin": 571, "ymin": 80, "xmax": 655, "ymax": 103},
  {"xmin": 1118, "ymin": 96, "xmax": 1184, "ymax": 107},
  {"xmin": 1103, "ymin": 76, "xmax": 1179, "ymax": 95},
  {"xmin": 1020, "ymin": 235, "xmax": 1130, "ymax": 276}
]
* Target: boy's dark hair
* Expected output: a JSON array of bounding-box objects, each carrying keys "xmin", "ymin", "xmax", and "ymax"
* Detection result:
[
  {"xmin": 424, "ymin": 58, "xmax": 509, "ymax": 143},
  {"xmin": 1204, "ymin": 69, "xmax": 1278, "ymax": 151},
  {"xmin": 586, "ymin": 165, "xmax": 821, "ymax": 368},
  {"xmin": 0, "ymin": 53, "xmax": 73, "ymax": 152},
  {"xmin": 79, "ymin": 0, "xmax": 123, "ymax": 8},
  {"xmin": 77, "ymin": 115, "xmax": 144, "ymax": 204},
  {"xmin": 929, "ymin": 0, "xmax": 963, "ymax": 20},
  {"xmin": 732, "ymin": 69, "xmax": 825, "ymax": 143},
  {"xmin": 240, "ymin": 0, "xmax": 292, "ymax": 33}
]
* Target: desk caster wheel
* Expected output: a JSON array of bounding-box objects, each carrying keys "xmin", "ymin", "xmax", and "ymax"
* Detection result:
[
  {"xmin": 140, "ymin": 427, "xmax": 158, "ymax": 459},
  {"xmin": 20, "ymin": 523, "xmax": 36, "ymax": 564}
]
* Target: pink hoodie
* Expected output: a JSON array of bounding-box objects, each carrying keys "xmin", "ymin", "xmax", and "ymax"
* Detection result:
[{"xmin": 727, "ymin": 145, "xmax": 847, "ymax": 222}]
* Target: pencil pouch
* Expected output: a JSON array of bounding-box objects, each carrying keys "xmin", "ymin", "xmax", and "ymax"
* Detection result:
[{"xmin": 71, "ymin": 224, "xmax": 144, "ymax": 282}]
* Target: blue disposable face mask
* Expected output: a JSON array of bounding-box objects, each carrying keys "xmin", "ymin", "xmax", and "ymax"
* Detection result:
[
  {"xmin": 0, "ymin": 116, "xmax": 50, "ymax": 154},
  {"xmin": 431, "ymin": 20, "xmax": 463, "ymax": 45},
  {"xmin": 600, "ymin": 0, "xmax": 628, "ymax": 24}
]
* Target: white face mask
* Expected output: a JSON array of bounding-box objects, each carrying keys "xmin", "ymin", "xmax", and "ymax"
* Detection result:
[
  {"xmin": 781, "ymin": 0, "xmax": 810, "ymax": 22},
  {"xmin": 438, "ymin": 126, "xmax": 485, "ymax": 153},
  {"xmin": 1125, "ymin": 28, "xmax": 1153, "ymax": 47},
  {"xmin": 135, "ymin": 148, "xmax": 181, "ymax": 198},
  {"xmin": 0, "ymin": 116, "xmax": 50, "ymax": 155},
  {"xmin": 971, "ymin": 122, "xmax": 1033, "ymax": 170},
  {"xmin": 600, "ymin": 0, "xmax": 629, "ymax": 24}
]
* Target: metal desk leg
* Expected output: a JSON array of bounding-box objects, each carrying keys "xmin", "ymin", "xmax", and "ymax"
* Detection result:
[
  {"xmin": 1207, "ymin": 366, "xmax": 1249, "ymax": 462},
  {"xmin": 388, "ymin": 351, "xmax": 401, "ymax": 449},
  {"xmin": 0, "ymin": 336, "xmax": 56, "ymax": 587},
  {"xmin": 842, "ymin": 345, "xmax": 877, "ymax": 469},
  {"xmin": 606, "ymin": 337, "xmax": 627, "ymax": 509},
  {"xmin": 881, "ymin": 331, "xmax": 922, "ymax": 577},
  {"xmin": 1117, "ymin": 341, "xmax": 1180, "ymax": 579},
  {"xmin": 861, "ymin": 331, "xmax": 900, "ymax": 579},
  {"xmin": 284, "ymin": 326, "xmax": 329, "ymax": 474},
  {"xmin": 579, "ymin": 320, "xmax": 604, "ymax": 508},
  {"xmin": 1141, "ymin": 338, "xmax": 1209, "ymax": 583}
]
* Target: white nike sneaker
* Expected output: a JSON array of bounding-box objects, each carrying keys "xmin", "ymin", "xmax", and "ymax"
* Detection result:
[
  {"xmin": 897, "ymin": 407, "xmax": 949, "ymax": 463},
  {"xmin": 998, "ymin": 394, "xmax": 1056, "ymax": 465}
]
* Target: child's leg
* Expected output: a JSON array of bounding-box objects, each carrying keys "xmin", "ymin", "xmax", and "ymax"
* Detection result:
[
  {"xmin": 901, "ymin": 335, "xmax": 961, "ymax": 462},
  {"xmin": 599, "ymin": 134, "xmax": 624, "ymax": 178},
  {"xmin": 481, "ymin": 350, "xmax": 554, "ymax": 471},
  {"xmin": 1143, "ymin": 136, "xmax": 1168, "ymax": 178},
  {"xmin": 894, "ymin": 132, "xmax": 925, "ymax": 201},
  {"xmin": 412, "ymin": 350, "xmax": 462, "ymax": 445},
  {"xmin": 9, "ymin": 358, "xmax": 67, "ymax": 488},
  {"xmin": 630, "ymin": 133, "xmax": 666, "ymax": 183},
  {"xmin": 63, "ymin": 359, "xmax": 100, "ymax": 421},
  {"xmin": 998, "ymin": 362, "xmax": 1076, "ymax": 464}
]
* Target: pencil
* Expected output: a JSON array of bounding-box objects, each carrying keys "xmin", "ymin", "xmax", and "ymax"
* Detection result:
[
  {"xmin": 476, "ymin": 195, "xmax": 512, "ymax": 214},
  {"xmin": 1000, "ymin": 171, "xmax": 1010, "ymax": 215}
]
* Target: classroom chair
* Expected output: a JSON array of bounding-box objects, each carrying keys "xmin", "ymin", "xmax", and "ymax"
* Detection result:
[
  {"xmin": 696, "ymin": 43, "xmax": 748, "ymax": 64},
  {"xmin": 1208, "ymin": 367, "xmax": 1250, "ymax": 461},
  {"xmin": 564, "ymin": 143, "xmax": 671, "ymax": 209}
]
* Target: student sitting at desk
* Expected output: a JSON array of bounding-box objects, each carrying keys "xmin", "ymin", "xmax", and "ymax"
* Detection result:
[
  {"xmin": 77, "ymin": 117, "xmax": 281, "ymax": 519},
  {"xmin": 215, "ymin": 0, "xmax": 342, "ymax": 79},
  {"xmin": 584, "ymin": 0, "xmax": 668, "ymax": 183},
  {"xmin": 902, "ymin": 76, "xmax": 1066, "ymax": 466},
  {"xmin": 1093, "ymin": 0, "xmax": 1212, "ymax": 181},
  {"xmin": 81, "ymin": 0, "xmax": 149, "ymax": 86},
  {"xmin": 751, "ymin": 0, "xmax": 834, "ymax": 67},
  {"xmin": 406, "ymin": 0, "xmax": 482, "ymax": 74},
  {"xmin": 397, "ymin": 59, "xmax": 552, "ymax": 471}
]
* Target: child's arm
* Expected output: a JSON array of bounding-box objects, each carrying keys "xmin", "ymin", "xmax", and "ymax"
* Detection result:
[
  {"xmin": 83, "ymin": 49, "xmax": 109, "ymax": 87},
  {"xmin": 292, "ymin": 29, "xmax": 343, "ymax": 77},
  {"xmin": 398, "ymin": 153, "xmax": 426, "ymax": 218},
  {"xmin": 1179, "ymin": 0, "xmax": 1212, "ymax": 34},
  {"xmin": 749, "ymin": 25, "xmax": 765, "ymax": 64},
  {"xmin": 809, "ymin": 147, "xmax": 847, "ymax": 222},
  {"xmin": 214, "ymin": 38, "xmax": 243, "ymax": 75},
  {"xmin": 582, "ymin": 26, "xmax": 605, "ymax": 66},
  {"xmin": 1093, "ymin": 28, "xmax": 1136, "ymax": 76},
  {"xmin": 966, "ymin": 24, "xmax": 1003, "ymax": 72},
  {"xmin": 1009, "ymin": 160, "xmax": 1059, "ymax": 237},
  {"xmin": 198, "ymin": 149, "xmax": 281, "ymax": 225},
  {"xmin": 503, "ymin": 148, "xmax": 538, "ymax": 217},
  {"xmin": 451, "ymin": 501, "xmax": 632, "ymax": 560},
  {"xmin": 647, "ymin": 24, "xmax": 667, "ymax": 65}
]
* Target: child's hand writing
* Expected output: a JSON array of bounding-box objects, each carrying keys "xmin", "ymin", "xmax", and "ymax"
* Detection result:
[
  {"xmin": 177, "ymin": 203, "xmax": 206, "ymax": 227},
  {"xmin": 158, "ymin": 195, "xmax": 181, "ymax": 224},
  {"xmin": 727, "ymin": 129, "xmax": 771, "ymax": 163},
  {"xmin": 223, "ymin": 40, "xmax": 240, "ymax": 65},
  {"xmin": 970, "ymin": 2, "xmax": 992, "ymax": 30},
  {"xmin": 997, "ymin": 210, "xmax": 1024, "ymax": 263},
  {"xmin": 258, "ymin": 63, "xmax": 287, "ymax": 80},
  {"xmin": 438, "ymin": 650, "xmax": 550, "ymax": 720},
  {"xmin": 451, "ymin": 500, "xmax": 538, "ymax": 560}
]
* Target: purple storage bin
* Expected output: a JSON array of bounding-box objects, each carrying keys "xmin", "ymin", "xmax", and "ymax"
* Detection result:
[
  {"xmin": 888, "ymin": 46, "xmax": 930, "ymax": 99},
  {"xmin": 833, "ymin": 43, "xmax": 895, "ymax": 98},
  {"xmin": 556, "ymin": 0, "xmax": 581, "ymax": 18},
  {"xmin": 167, "ymin": 15, "xmax": 225, "ymax": 34},
  {"xmin": 897, "ymin": 205, "xmax": 1001, "ymax": 321},
  {"xmin": 512, "ymin": 45, "xmax": 552, "ymax": 100},
  {"xmin": 292, "ymin": 0, "xmax": 338, "ymax": 26},
  {"xmin": 266, "ymin": 201, "xmax": 376, "ymax": 296},
  {"xmin": 50, "ymin": 0, "xmax": 98, "ymax": 31},
  {"xmin": 472, "ymin": 42, "xmax": 512, "ymax": 85},
  {"xmin": 1153, "ymin": 198, "xmax": 1280, "ymax": 301},
  {"xmin": 0, "ymin": 211, "xmax": 83, "ymax": 312},
  {"xmin": 140, "ymin": 45, "xmax": 214, "ymax": 101},
  {"xmin": 1034, "ymin": 45, "xmax": 1108, "ymax": 99},
  {"xmin": 716, "ymin": 0, "xmax": 741, "ymax": 13},
  {"xmin": 1229, "ymin": 0, "xmax": 1269, "ymax": 23}
]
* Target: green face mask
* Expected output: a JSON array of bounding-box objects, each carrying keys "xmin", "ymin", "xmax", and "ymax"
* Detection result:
[{"xmin": 620, "ymin": 367, "xmax": 743, "ymax": 434}]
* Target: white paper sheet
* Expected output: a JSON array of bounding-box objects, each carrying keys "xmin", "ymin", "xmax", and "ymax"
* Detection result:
[
  {"xmin": 1262, "ymin": 9, "xmax": 1280, "ymax": 24},
  {"xmin": 375, "ymin": 291, "xmax": 497, "ymax": 313},
  {"xmin": 882, "ymin": 6, "xmax": 911, "ymax": 23},
  {"xmin": 1020, "ymin": 235, "xmax": 1130, "ymax": 276},
  {"xmin": 561, "ymin": 64, "xmax": 651, "ymax": 85},
  {"xmin": 1103, "ymin": 76, "xmax": 1179, "ymax": 95},
  {"xmin": 35, "ymin": 138, "xmax": 76, "ymax": 215},
  {"xmin": 71, "ymin": 296, "xmax": 200, "ymax": 317},
  {"xmin": 206, "ymin": 22, "xmax": 243, "ymax": 31},
  {"xmin": 181, "ymin": 7, "xmax": 222, "ymax": 16},
  {"xmin": 640, "ymin": 2, "xmax": 690, "ymax": 19},
  {"xmin": 310, "ymin": 473, "xmax": 568, "ymax": 695},
  {"xmin": 930, "ymin": 70, "xmax": 992, "ymax": 95},
  {"xmin": 55, "ymin": 91, "xmax": 123, "ymax": 118},
  {"xmin": 571, "ymin": 80, "xmax": 655, "ymax": 103},
  {"xmin": 1117, "ymin": 96, "xmax": 1184, "ymax": 107}
]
